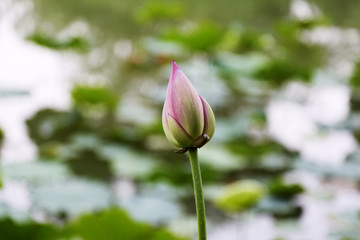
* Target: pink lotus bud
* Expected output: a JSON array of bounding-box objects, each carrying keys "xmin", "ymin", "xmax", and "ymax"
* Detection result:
[{"xmin": 162, "ymin": 61, "xmax": 215, "ymax": 150}]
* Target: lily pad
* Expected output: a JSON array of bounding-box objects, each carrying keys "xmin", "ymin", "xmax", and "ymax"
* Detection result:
[
  {"xmin": 3, "ymin": 161, "xmax": 71, "ymax": 182},
  {"xmin": 214, "ymin": 180, "xmax": 265, "ymax": 212},
  {"xmin": 73, "ymin": 209, "xmax": 189, "ymax": 240},
  {"xmin": 31, "ymin": 178, "xmax": 112, "ymax": 216},
  {"xmin": 120, "ymin": 195, "xmax": 183, "ymax": 224},
  {"xmin": 101, "ymin": 145, "xmax": 158, "ymax": 179}
]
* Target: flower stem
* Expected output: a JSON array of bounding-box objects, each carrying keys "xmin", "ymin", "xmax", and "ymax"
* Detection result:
[{"xmin": 188, "ymin": 147, "xmax": 207, "ymax": 240}]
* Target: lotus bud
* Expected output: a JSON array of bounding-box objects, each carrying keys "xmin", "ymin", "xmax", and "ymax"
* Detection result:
[{"xmin": 162, "ymin": 60, "xmax": 215, "ymax": 152}]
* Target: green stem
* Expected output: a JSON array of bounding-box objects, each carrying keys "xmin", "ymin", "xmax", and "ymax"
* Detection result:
[{"xmin": 188, "ymin": 147, "xmax": 207, "ymax": 240}]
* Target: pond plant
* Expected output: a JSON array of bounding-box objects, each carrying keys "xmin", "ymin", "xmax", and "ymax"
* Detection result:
[{"xmin": 162, "ymin": 60, "xmax": 216, "ymax": 240}]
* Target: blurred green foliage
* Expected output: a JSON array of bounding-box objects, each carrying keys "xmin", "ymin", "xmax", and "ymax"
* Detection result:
[
  {"xmin": 350, "ymin": 62, "xmax": 360, "ymax": 88},
  {"xmin": 28, "ymin": 33, "xmax": 89, "ymax": 52},
  {"xmin": 73, "ymin": 209, "xmax": 188, "ymax": 240},
  {"xmin": 2, "ymin": 0, "xmax": 360, "ymax": 239},
  {"xmin": 0, "ymin": 218, "xmax": 62, "ymax": 240},
  {"xmin": 162, "ymin": 22, "xmax": 224, "ymax": 52},
  {"xmin": 214, "ymin": 180, "xmax": 265, "ymax": 212},
  {"xmin": 26, "ymin": 109, "xmax": 84, "ymax": 146},
  {"xmin": 135, "ymin": 0, "xmax": 186, "ymax": 23},
  {"xmin": 268, "ymin": 179, "xmax": 304, "ymax": 199},
  {"xmin": 0, "ymin": 128, "xmax": 4, "ymax": 142},
  {"xmin": 0, "ymin": 209, "xmax": 188, "ymax": 240},
  {"xmin": 71, "ymin": 85, "xmax": 119, "ymax": 113}
]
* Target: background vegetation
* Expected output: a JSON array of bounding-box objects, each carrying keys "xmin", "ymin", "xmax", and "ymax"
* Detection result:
[{"xmin": 2, "ymin": 0, "xmax": 360, "ymax": 239}]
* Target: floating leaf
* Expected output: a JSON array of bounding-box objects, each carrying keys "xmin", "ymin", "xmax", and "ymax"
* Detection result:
[
  {"xmin": 3, "ymin": 161, "xmax": 71, "ymax": 182},
  {"xmin": 162, "ymin": 22, "xmax": 224, "ymax": 52},
  {"xmin": 258, "ymin": 197, "xmax": 302, "ymax": 219},
  {"xmin": 0, "ymin": 218, "xmax": 61, "ymax": 240},
  {"xmin": 65, "ymin": 149, "xmax": 113, "ymax": 182},
  {"xmin": 0, "ymin": 128, "xmax": 4, "ymax": 142},
  {"xmin": 214, "ymin": 180, "xmax": 265, "ymax": 212},
  {"xmin": 200, "ymin": 146, "xmax": 245, "ymax": 171},
  {"xmin": 268, "ymin": 179, "xmax": 304, "ymax": 199},
  {"xmin": 73, "ymin": 209, "xmax": 188, "ymax": 240},
  {"xmin": 101, "ymin": 145, "xmax": 158, "ymax": 179},
  {"xmin": 26, "ymin": 109, "xmax": 84, "ymax": 146},
  {"xmin": 72, "ymin": 85, "xmax": 119, "ymax": 113},
  {"xmin": 120, "ymin": 195, "xmax": 182, "ymax": 224},
  {"xmin": 135, "ymin": 0, "xmax": 185, "ymax": 23},
  {"xmin": 31, "ymin": 179, "xmax": 112, "ymax": 216},
  {"xmin": 28, "ymin": 33, "xmax": 89, "ymax": 52}
]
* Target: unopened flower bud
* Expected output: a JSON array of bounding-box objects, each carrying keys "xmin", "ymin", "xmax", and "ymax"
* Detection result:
[{"xmin": 162, "ymin": 61, "xmax": 215, "ymax": 150}]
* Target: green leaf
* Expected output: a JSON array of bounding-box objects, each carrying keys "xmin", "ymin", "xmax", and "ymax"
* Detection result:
[
  {"xmin": 3, "ymin": 161, "xmax": 71, "ymax": 182},
  {"xmin": 258, "ymin": 197, "xmax": 302, "ymax": 219},
  {"xmin": 134, "ymin": 0, "xmax": 186, "ymax": 23},
  {"xmin": 120, "ymin": 194, "xmax": 183, "ymax": 224},
  {"xmin": 26, "ymin": 109, "xmax": 84, "ymax": 146},
  {"xmin": 71, "ymin": 85, "xmax": 119, "ymax": 113},
  {"xmin": 0, "ymin": 128, "xmax": 4, "ymax": 142},
  {"xmin": 73, "ymin": 209, "xmax": 188, "ymax": 240},
  {"xmin": 214, "ymin": 180, "xmax": 265, "ymax": 212},
  {"xmin": 74, "ymin": 209, "xmax": 149, "ymax": 240},
  {"xmin": 65, "ymin": 149, "xmax": 114, "ymax": 182},
  {"xmin": 268, "ymin": 179, "xmax": 304, "ymax": 199},
  {"xmin": 162, "ymin": 22, "xmax": 224, "ymax": 52},
  {"xmin": 27, "ymin": 33, "xmax": 89, "ymax": 52},
  {"xmin": 101, "ymin": 145, "xmax": 158, "ymax": 179},
  {"xmin": 0, "ymin": 218, "xmax": 61, "ymax": 240},
  {"xmin": 199, "ymin": 146, "xmax": 245, "ymax": 171},
  {"xmin": 31, "ymin": 179, "xmax": 112, "ymax": 216}
]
